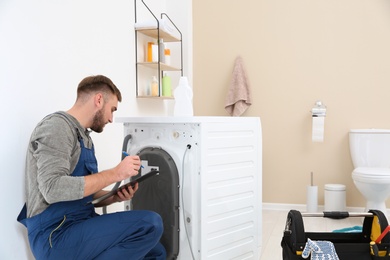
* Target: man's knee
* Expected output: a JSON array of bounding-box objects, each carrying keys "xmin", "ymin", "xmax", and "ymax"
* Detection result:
[{"xmin": 142, "ymin": 210, "xmax": 164, "ymax": 238}]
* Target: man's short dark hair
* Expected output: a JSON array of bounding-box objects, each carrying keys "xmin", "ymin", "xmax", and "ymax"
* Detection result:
[{"xmin": 77, "ymin": 75, "xmax": 122, "ymax": 102}]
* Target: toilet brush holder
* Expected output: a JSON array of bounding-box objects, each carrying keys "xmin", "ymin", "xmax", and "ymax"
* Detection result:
[{"xmin": 306, "ymin": 185, "xmax": 318, "ymax": 213}]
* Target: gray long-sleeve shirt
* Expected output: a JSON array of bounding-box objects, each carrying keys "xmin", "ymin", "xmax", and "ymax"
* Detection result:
[{"xmin": 25, "ymin": 111, "xmax": 94, "ymax": 218}]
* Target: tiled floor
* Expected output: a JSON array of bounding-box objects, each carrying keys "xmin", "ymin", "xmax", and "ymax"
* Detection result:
[{"xmin": 260, "ymin": 209, "xmax": 365, "ymax": 260}]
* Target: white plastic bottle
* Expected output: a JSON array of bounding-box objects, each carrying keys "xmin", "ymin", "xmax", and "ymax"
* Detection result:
[
  {"xmin": 173, "ymin": 76, "xmax": 193, "ymax": 116},
  {"xmin": 159, "ymin": 39, "xmax": 165, "ymax": 63}
]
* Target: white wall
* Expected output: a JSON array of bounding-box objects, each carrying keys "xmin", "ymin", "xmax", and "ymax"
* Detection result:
[{"xmin": 0, "ymin": 0, "xmax": 191, "ymax": 258}]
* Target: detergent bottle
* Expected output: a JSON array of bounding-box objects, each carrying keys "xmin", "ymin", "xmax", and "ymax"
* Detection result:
[
  {"xmin": 162, "ymin": 73, "xmax": 172, "ymax": 97},
  {"xmin": 173, "ymin": 76, "xmax": 193, "ymax": 116}
]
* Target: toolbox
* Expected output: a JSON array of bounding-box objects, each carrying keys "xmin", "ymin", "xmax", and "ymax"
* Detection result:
[{"xmin": 281, "ymin": 210, "xmax": 390, "ymax": 259}]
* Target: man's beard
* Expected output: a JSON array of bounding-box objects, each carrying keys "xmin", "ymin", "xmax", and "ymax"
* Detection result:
[{"xmin": 91, "ymin": 108, "xmax": 105, "ymax": 133}]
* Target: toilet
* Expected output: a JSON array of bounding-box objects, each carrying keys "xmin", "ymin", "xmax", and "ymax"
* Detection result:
[{"xmin": 349, "ymin": 129, "xmax": 390, "ymax": 215}]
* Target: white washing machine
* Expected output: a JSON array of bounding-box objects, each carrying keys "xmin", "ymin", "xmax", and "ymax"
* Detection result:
[{"xmin": 116, "ymin": 116, "xmax": 262, "ymax": 260}]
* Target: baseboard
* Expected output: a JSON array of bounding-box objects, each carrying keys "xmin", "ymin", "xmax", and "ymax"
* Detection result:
[{"xmin": 262, "ymin": 202, "xmax": 368, "ymax": 213}]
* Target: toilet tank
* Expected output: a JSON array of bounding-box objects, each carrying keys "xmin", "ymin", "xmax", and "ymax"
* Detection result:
[{"xmin": 349, "ymin": 129, "xmax": 390, "ymax": 168}]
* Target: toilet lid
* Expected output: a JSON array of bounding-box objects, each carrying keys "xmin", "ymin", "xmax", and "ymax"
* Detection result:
[{"xmin": 353, "ymin": 168, "xmax": 390, "ymax": 183}]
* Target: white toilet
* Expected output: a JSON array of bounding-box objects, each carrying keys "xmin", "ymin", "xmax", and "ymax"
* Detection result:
[{"xmin": 349, "ymin": 129, "xmax": 390, "ymax": 215}]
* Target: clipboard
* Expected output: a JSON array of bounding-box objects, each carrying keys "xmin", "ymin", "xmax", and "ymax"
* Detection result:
[{"xmin": 89, "ymin": 170, "xmax": 159, "ymax": 205}]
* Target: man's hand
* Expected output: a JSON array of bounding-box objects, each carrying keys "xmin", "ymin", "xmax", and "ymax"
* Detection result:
[
  {"xmin": 113, "ymin": 182, "xmax": 139, "ymax": 202},
  {"xmin": 115, "ymin": 155, "xmax": 141, "ymax": 181},
  {"xmin": 84, "ymin": 155, "xmax": 141, "ymax": 197}
]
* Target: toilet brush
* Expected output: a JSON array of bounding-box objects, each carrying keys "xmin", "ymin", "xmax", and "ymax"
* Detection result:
[{"xmin": 307, "ymin": 172, "xmax": 318, "ymax": 212}]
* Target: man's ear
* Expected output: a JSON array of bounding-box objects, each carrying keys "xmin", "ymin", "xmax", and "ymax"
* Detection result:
[{"xmin": 94, "ymin": 93, "xmax": 104, "ymax": 108}]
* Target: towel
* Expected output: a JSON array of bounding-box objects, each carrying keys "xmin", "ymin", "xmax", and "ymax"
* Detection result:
[
  {"xmin": 302, "ymin": 238, "xmax": 339, "ymax": 260},
  {"xmin": 225, "ymin": 56, "xmax": 252, "ymax": 117},
  {"xmin": 333, "ymin": 226, "xmax": 362, "ymax": 233}
]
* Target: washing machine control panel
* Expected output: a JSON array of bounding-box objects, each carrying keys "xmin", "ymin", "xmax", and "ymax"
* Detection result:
[
  {"xmin": 171, "ymin": 130, "xmax": 193, "ymax": 141},
  {"xmin": 124, "ymin": 123, "xmax": 198, "ymax": 146},
  {"xmin": 152, "ymin": 128, "xmax": 195, "ymax": 143}
]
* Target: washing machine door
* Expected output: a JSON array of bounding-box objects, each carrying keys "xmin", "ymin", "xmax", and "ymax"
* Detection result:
[{"xmin": 131, "ymin": 147, "xmax": 180, "ymax": 259}]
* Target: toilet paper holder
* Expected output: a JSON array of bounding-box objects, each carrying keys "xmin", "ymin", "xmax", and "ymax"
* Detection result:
[{"xmin": 311, "ymin": 101, "xmax": 326, "ymax": 117}]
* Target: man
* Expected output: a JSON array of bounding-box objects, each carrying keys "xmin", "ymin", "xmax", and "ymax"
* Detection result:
[{"xmin": 18, "ymin": 75, "xmax": 166, "ymax": 259}]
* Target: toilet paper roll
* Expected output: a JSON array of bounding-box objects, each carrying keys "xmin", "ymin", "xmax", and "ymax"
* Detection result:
[
  {"xmin": 312, "ymin": 116, "xmax": 325, "ymax": 142},
  {"xmin": 306, "ymin": 185, "xmax": 318, "ymax": 213}
]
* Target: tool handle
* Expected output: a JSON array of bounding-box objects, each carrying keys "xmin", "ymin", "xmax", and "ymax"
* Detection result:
[
  {"xmin": 301, "ymin": 211, "xmax": 373, "ymax": 219},
  {"xmin": 375, "ymin": 225, "xmax": 390, "ymax": 244}
]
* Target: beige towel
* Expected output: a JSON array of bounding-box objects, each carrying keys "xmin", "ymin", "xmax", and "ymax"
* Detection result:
[{"xmin": 225, "ymin": 56, "xmax": 252, "ymax": 116}]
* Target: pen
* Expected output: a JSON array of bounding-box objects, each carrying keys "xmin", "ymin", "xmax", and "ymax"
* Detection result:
[{"xmin": 122, "ymin": 151, "xmax": 144, "ymax": 168}]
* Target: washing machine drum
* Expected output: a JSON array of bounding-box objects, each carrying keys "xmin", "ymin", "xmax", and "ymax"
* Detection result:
[{"xmin": 131, "ymin": 147, "xmax": 180, "ymax": 259}]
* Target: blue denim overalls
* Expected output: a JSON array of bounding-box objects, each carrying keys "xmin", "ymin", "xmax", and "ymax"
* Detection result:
[{"xmin": 18, "ymin": 127, "xmax": 166, "ymax": 260}]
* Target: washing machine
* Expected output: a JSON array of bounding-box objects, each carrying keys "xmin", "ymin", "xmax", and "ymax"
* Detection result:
[{"xmin": 117, "ymin": 116, "xmax": 262, "ymax": 260}]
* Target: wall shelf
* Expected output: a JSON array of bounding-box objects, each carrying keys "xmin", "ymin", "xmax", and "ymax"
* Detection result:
[
  {"xmin": 136, "ymin": 28, "xmax": 180, "ymax": 42},
  {"xmin": 134, "ymin": 0, "xmax": 183, "ymax": 98},
  {"xmin": 137, "ymin": 62, "xmax": 181, "ymax": 71},
  {"xmin": 136, "ymin": 95, "xmax": 174, "ymax": 100}
]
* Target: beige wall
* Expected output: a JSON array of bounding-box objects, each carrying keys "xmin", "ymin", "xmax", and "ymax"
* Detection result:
[{"xmin": 192, "ymin": 0, "xmax": 390, "ymax": 207}]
